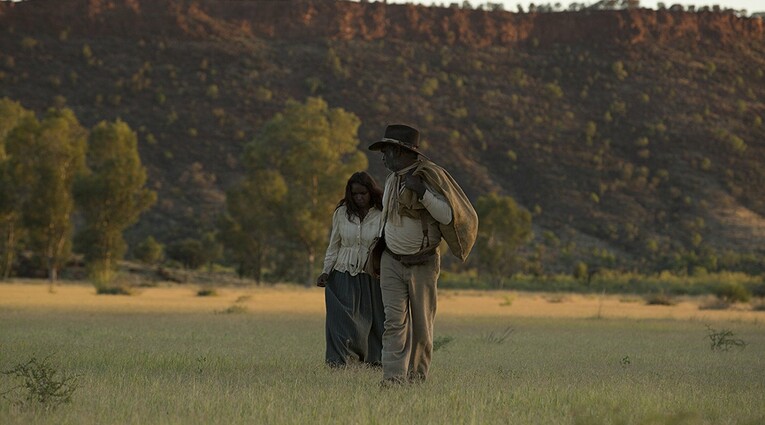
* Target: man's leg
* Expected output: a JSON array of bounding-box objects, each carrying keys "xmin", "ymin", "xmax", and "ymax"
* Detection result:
[
  {"xmin": 379, "ymin": 251, "xmax": 411, "ymax": 381},
  {"xmin": 407, "ymin": 253, "xmax": 440, "ymax": 381}
]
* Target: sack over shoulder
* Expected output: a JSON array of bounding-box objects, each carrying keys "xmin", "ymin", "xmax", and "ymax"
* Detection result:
[{"xmin": 363, "ymin": 235, "xmax": 386, "ymax": 278}]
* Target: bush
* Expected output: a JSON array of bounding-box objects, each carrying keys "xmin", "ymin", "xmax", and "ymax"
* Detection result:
[
  {"xmin": 95, "ymin": 285, "xmax": 134, "ymax": 295},
  {"xmin": 750, "ymin": 282, "xmax": 765, "ymax": 298},
  {"xmin": 645, "ymin": 293, "xmax": 677, "ymax": 306},
  {"xmin": 420, "ymin": 77, "xmax": 439, "ymax": 96},
  {"xmin": 714, "ymin": 282, "xmax": 751, "ymax": 303},
  {"xmin": 706, "ymin": 325, "xmax": 746, "ymax": 351},
  {"xmin": 1, "ymin": 356, "xmax": 79, "ymax": 410},
  {"xmin": 197, "ymin": 288, "xmax": 218, "ymax": 297},
  {"xmin": 167, "ymin": 238, "xmax": 206, "ymax": 269},
  {"xmin": 134, "ymin": 236, "xmax": 164, "ymax": 265}
]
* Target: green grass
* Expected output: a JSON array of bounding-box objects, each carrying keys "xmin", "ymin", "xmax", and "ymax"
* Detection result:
[{"xmin": 0, "ymin": 309, "xmax": 763, "ymax": 424}]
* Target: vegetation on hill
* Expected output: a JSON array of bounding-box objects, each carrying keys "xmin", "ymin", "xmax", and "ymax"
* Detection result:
[{"xmin": 0, "ymin": 0, "xmax": 764, "ymax": 284}]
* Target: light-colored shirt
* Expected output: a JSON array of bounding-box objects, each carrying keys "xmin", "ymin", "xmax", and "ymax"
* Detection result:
[
  {"xmin": 382, "ymin": 163, "xmax": 453, "ymax": 256},
  {"xmin": 321, "ymin": 205, "xmax": 382, "ymax": 276}
]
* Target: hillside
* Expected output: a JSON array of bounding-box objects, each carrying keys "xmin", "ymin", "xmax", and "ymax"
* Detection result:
[{"xmin": 1, "ymin": 0, "xmax": 764, "ymax": 274}]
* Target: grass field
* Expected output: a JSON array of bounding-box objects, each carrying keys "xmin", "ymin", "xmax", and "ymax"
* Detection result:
[{"xmin": 1, "ymin": 282, "xmax": 764, "ymax": 424}]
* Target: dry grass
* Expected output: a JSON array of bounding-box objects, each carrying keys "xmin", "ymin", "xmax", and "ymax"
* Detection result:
[
  {"xmin": 2, "ymin": 281, "xmax": 764, "ymax": 425},
  {"xmin": 1, "ymin": 281, "xmax": 762, "ymax": 323}
]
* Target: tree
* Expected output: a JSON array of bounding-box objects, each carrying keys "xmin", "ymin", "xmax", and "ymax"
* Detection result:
[
  {"xmin": 166, "ymin": 238, "xmax": 205, "ymax": 270},
  {"xmin": 133, "ymin": 236, "xmax": 164, "ymax": 265},
  {"xmin": 238, "ymin": 97, "xmax": 367, "ymax": 285},
  {"xmin": 218, "ymin": 170, "xmax": 287, "ymax": 282},
  {"xmin": 0, "ymin": 98, "xmax": 34, "ymax": 279},
  {"xmin": 472, "ymin": 193, "xmax": 532, "ymax": 287},
  {"xmin": 6, "ymin": 108, "xmax": 87, "ymax": 285},
  {"xmin": 74, "ymin": 120, "xmax": 156, "ymax": 284},
  {"xmin": 200, "ymin": 232, "xmax": 223, "ymax": 272}
]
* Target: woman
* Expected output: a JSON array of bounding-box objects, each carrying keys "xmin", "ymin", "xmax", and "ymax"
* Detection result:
[{"xmin": 317, "ymin": 171, "xmax": 385, "ymax": 367}]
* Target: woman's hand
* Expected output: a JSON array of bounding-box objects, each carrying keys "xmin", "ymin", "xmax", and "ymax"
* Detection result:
[{"xmin": 316, "ymin": 273, "xmax": 329, "ymax": 287}]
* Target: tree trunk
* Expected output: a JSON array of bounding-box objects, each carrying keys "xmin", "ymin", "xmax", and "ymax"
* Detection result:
[
  {"xmin": 305, "ymin": 248, "xmax": 315, "ymax": 287},
  {"xmin": 48, "ymin": 256, "xmax": 57, "ymax": 293},
  {"xmin": 254, "ymin": 248, "xmax": 262, "ymax": 285},
  {"xmin": 1, "ymin": 223, "xmax": 15, "ymax": 280}
]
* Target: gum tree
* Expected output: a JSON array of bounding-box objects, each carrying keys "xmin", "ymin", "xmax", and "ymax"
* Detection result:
[
  {"xmin": 234, "ymin": 97, "xmax": 367, "ymax": 285},
  {"xmin": 74, "ymin": 120, "xmax": 156, "ymax": 285},
  {"xmin": 6, "ymin": 108, "xmax": 87, "ymax": 284},
  {"xmin": 473, "ymin": 193, "xmax": 532, "ymax": 287},
  {"xmin": 0, "ymin": 98, "xmax": 34, "ymax": 279}
]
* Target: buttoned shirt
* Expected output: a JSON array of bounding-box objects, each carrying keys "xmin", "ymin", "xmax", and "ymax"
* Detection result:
[{"xmin": 321, "ymin": 205, "xmax": 383, "ymax": 276}]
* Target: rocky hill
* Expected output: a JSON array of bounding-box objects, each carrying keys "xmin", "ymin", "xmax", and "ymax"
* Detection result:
[{"xmin": 1, "ymin": 0, "xmax": 764, "ymax": 273}]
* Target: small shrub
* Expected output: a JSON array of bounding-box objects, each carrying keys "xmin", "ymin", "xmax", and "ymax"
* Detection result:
[
  {"xmin": 1, "ymin": 355, "xmax": 80, "ymax": 410},
  {"xmin": 499, "ymin": 294, "xmax": 515, "ymax": 307},
  {"xmin": 706, "ymin": 325, "xmax": 746, "ymax": 351},
  {"xmin": 699, "ymin": 298, "xmax": 730, "ymax": 310},
  {"xmin": 206, "ymin": 84, "xmax": 219, "ymax": 98},
  {"xmin": 619, "ymin": 355, "xmax": 631, "ymax": 368},
  {"xmin": 304, "ymin": 77, "xmax": 321, "ymax": 94},
  {"xmin": 20, "ymin": 37, "xmax": 38, "ymax": 50},
  {"xmin": 714, "ymin": 282, "xmax": 751, "ymax": 303},
  {"xmin": 612, "ymin": 61, "xmax": 628, "ymax": 80},
  {"xmin": 420, "ymin": 77, "xmax": 439, "ymax": 96},
  {"xmin": 82, "ymin": 44, "xmax": 93, "ymax": 59},
  {"xmin": 95, "ymin": 285, "xmax": 134, "ymax": 295},
  {"xmin": 216, "ymin": 304, "xmax": 247, "ymax": 314},
  {"xmin": 433, "ymin": 336, "xmax": 454, "ymax": 352},
  {"xmin": 544, "ymin": 294, "xmax": 568, "ymax": 303},
  {"xmin": 481, "ymin": 327, "xmax": 514, "ymax": 344},
  {"xmin": 544, "ymin": 82, "xmax": 564, "ymax": 99},
  {"xmin": 197, "ymin": 288, "xmax": 218, "ymax": 297},
  {"xmin": 645, "ymin": 293, "xmax": 677, "ymax": 306}
]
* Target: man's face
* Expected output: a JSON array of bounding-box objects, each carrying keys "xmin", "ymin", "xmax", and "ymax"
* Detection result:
[{"xmin": 381, "ymin": 145, "xmax": 402, "ymax": 172}]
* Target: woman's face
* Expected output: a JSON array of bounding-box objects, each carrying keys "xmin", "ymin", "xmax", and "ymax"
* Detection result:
[{"xmin": 350, "ymin": 183, "xmax": 371, "ymax": 210}]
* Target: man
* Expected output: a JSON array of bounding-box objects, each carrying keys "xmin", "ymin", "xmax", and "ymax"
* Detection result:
[{"xmin": 368, "ymin": 124, "xmax": 478, "ymax": 384}]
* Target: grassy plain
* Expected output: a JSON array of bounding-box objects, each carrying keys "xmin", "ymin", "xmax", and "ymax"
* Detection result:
[{"xmin": 1, "ymin": 282, "xmax": 763, "ymax": 425}]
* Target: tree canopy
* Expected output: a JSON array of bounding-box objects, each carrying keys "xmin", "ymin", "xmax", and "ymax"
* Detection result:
[
  {"xmin": 222, "ymin": 97, "xmax": 367, "ymax": 284},
  {"xmin": 74, "ymin": 120, "xmax": 156, "ymax": 284},
  {"xmin": 473, "ymin": 193, "xmax": 533, "ymax": 286}
]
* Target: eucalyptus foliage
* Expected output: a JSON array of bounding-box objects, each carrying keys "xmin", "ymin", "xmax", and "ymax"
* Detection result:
[
  {"xmin": 224, "ymin": 97, "xmax": 367, "ymax": 284},
  {"xmin": 473, "ymin": 193, "xmax": 532, "ymax": 286},
  {"xmin": 0, "ymin": 98, "xmax": 34, "ymax": 279},
  {"xmin": 74, "ymin": 120, "xmax": 156, "ymax": 284},
  {"xmin": 5, "ymin": 108, "xmax": 87, "ymax": 282}
]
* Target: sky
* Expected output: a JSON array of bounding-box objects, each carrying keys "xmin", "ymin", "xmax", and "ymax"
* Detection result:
[{"xmin": 382, "ymin": 0, "xmax": 764, "ymax": 13}]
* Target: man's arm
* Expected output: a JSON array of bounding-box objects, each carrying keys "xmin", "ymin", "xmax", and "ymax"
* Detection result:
[
  {"xmin": 403, "ymin": 170, "xmax": 452, "ymax": 225},
  {"xmin": 420, "ymin": 184, "xmax": 452, "ymax": 225}
]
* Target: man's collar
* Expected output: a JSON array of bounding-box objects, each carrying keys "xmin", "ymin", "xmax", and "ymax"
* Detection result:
[{"xmin": 394, "ymin": 160, "xmax": 421, "ymax": 177}]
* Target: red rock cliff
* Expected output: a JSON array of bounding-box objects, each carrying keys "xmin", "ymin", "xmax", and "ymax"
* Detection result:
[{"xmin": 1, "ymin": 0, "xmax": 763, "ymax": 46}]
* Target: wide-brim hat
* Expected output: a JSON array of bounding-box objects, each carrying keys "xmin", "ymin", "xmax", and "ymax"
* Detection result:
[{"xmin": 368, "ymin": 124, "xmax": 425, "ymax": 157}]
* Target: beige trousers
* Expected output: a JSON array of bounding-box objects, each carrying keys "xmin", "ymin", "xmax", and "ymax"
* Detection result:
[{"xmin": 379, "ymin": 249, "xmax": 440, "ymax": 381}]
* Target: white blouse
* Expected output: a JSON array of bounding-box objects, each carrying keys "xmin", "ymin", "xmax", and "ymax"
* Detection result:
[{"xmin": 321, "ymin": 205, "xmax": 382, "ymax": 276}]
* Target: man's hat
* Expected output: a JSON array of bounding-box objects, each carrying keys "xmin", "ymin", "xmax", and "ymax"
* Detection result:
[{"xmin": 368, "ymin": 124, "xmax": 423, "ymax": 155}]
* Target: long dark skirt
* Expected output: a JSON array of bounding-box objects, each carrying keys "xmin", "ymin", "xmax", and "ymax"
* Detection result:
[{"xmin": 325, "ymin": 270, "xmax": 385, "ymax": 367}]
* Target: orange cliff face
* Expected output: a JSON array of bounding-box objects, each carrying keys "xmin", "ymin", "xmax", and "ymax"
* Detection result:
[{"xmin": 0, "ymin": 0, "xmax": 763, "ymax": 47}]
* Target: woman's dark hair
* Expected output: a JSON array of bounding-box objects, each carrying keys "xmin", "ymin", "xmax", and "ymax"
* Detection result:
[{"xmin": 337, "ymin": 171, "xmax": 384, "ymax": 221}]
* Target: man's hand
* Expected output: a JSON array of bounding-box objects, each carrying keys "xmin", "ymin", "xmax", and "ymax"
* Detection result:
[
  {"xmin": 316, "ymin": 273, "xmax": 329, "ymax": 287},
  {"xmin": 403, "ymin": 169, "xmax": 426, "ymax": 199}
]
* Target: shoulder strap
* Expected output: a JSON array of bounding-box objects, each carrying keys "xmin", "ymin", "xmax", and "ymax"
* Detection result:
[{"xmin": 420, "ymin": 211, "xmax": 430, "ymax": 250}]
